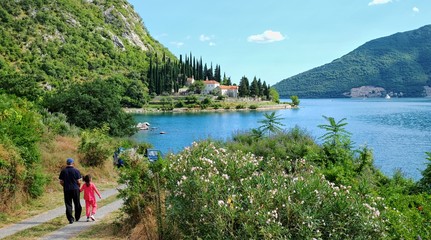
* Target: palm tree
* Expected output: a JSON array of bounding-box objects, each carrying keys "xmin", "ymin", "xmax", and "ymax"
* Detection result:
[
  {"xmin": 258, "ymin": 112, "xmax": 285, "ymax": 136},
  {"xmin": 318, "ymin": 115, "xmax": 351, "ymax": 146}
]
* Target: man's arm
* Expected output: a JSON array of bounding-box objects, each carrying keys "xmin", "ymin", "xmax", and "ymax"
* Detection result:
[{"xmin": 59, "ymin": 179, "xmax": 64, "ymax": 186}]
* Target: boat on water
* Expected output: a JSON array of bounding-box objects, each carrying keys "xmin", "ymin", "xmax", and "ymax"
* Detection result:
[
  {"xmin": 385, "ymin": 94, "xmax": 391, "ymax": 99},
  {"xmin": 136, "ymin": 122, "xmax": 150, "ymax": 130}
]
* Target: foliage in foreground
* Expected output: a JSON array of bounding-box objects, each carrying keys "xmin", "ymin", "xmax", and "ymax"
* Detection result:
[
  {"xmin": 43, "ymin": 79, "xmax": 137, "ymax": 137},
  {"xmin": 117, "ymin": 116, "xmax": 431, "ymax": 239},
  {"xmin": 0, "ymin": 94, "xmax": 46, "ymax": 210},
  {"xmin": 165, "ymin": 141, "xmax": 386, "ymax": 239}
]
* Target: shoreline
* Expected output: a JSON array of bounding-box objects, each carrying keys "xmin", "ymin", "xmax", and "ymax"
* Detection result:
[{"xmin": 124, "ymin": 103, "xmax": 294, "ymax": 114}]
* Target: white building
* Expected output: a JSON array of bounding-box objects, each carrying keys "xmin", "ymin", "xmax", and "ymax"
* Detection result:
[
  {"xmin": 220, "ymin": 85, "xmax": 239, "ymax": 98},
  {"xmin": 203, "ymin": 80, "xmax": 220, "ymax": 94}
]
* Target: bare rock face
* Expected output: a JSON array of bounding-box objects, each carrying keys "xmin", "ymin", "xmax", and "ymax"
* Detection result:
[
  {"xmin": 112, "ymin": 34, "xmax": 125, "ymax": 50},
  {"xmin": 345, "ymin": 86, "xmax": 386, "ymax": 98},
  {"xmin": 102, "ymin": 5, "xmax": 148, "ymax": 51}
]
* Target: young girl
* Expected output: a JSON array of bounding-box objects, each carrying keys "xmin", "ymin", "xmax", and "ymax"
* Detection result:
[{"xmin": 80, "ymin": 174, "xmax": 102, "ymax": 221}]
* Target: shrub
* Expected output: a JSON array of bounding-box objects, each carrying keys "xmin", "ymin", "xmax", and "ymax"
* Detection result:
[
  {"xmin": 40, "ymin": 109, "xmax": 79, "ymax": 136},
  {"xmin": 235, "ymin": 104, "xmax": 245, "ymax": 109},
  {"xmin": 43, "ymin": 79, "xmax": 137, "ymax": 137},
  {"xmin": 164, "ymin": 141, "xmax": 386, "ymax": 239},
  {"xmin": 212, "ymin": 103, "xmax": 222, "ymax": 109},
  {"xmin": 0, "ymin": 94, "xmax": 46, "ymax": 205},
  {"xmin": 0, "ymin": 143, "xmax": 26, "ymax": 210},
  {"xmin": 117, "ymin": 149, "xmax": 167, "ymax": 230},
  {"xmin": 175, "ymin": 100, "xmax": 185, "ymax": 108},
  {"xmin": 230, "ymin": 127, "xmax": 321, "ymax": 162},
  {"xmin": 249, "ymin": 104, "xmax": 258, "ymax": 109},
  {"xmin": 78, "ymin": 125, "xmax": 112, "ymax": 167}
]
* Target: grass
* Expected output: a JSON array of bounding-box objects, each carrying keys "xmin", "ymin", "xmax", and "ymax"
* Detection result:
[
  {"xmin": 125, "ymin": 96, "xmax": 292, "ymax": 113},
  {"xmin": 72, "ymin": 210, "xmax": 127, "ymax": 240},
  {"xmin": 0, "ymin": 169, "xmax": 119, "ymax": 228},
  {"xmin": 5, "ymin": 194, "xmax": 122, "ymax": 240},
  {"xmin": 0, "ymin": 135, "xmax": 120, "ymax": 228}
]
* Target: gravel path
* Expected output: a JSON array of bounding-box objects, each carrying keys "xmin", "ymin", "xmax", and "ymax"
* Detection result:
[
  {"xmin": 41, "ymin": 199, "xmax": 123, "ymax": 240},
  {"xmin": 0, "ymin": 187, "xmax": 123, "ymax": 240}
]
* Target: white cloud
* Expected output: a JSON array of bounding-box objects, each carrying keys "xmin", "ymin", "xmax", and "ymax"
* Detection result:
[
  {"xmin": 209, "ymin": 42, "xmax": 216, "ymax": 46},
  {"xmin": 171, "ymin": 41, "xmax": 184, "ymax": 48},
  {"xmin": 199, "ymin": 34, "xmax": 211, "ymax": 42},
  {"xmin": 247, "ymin": 30, "xmax": 285, "ymax": 43},
  {"xmin": 413, "ymin": 7, "xmax": 419, "ymax": 12},
  {"xmin": 368, "ymin": 0, "xmax": 392, "ymax": 6}
]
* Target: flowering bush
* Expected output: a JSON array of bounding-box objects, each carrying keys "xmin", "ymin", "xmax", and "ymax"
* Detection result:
[{"xmin": 165, "ymin": 140, "xmax": 386, "ymax": 239}]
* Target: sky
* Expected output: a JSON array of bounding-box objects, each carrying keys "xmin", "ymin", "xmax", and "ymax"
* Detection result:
[{"xmin": 128, "ymin": 0, "xmax": 431, "ymax": 86}]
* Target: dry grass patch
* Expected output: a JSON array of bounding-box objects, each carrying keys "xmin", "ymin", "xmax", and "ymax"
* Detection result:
[
  {"xmin": 72, "ymin": 210, "xmax": 128, "ymax": 240},
  {"xmin": 1, "ymin": 135, "xmax": 119, "ymax": 228}
]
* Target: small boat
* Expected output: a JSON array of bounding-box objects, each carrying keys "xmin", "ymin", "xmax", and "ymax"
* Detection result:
[
  {"xmin": 136, "ymin": 122, "xmax": 150, "ymax": 130},
  {"xmin": 385, "ymin": 94, "xmax": 391, "ymax": 99},
  {"xmin": 160, "ymin": 131, "xmax": 166, "ymax": 134}
]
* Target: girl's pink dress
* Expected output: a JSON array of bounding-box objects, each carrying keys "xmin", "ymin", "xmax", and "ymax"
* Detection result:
[{"xmin": 80, "ymin": 182, "xmax": 101, "ymax": 218}]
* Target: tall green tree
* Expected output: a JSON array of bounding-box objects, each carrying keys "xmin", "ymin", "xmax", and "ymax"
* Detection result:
[
  {"xmin": 262, "ymin": 82, "xmax": 270, "ymax": 100},
  {"xmin": 250, "ymin": 77, "xmax": 259, "ymax": 97},
  {"xmin": 238, "ymin": 76, "xmax": 250, "ymax": 97}
]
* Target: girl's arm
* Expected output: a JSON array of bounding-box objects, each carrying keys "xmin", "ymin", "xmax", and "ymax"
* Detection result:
[
  {"xmin": 93, "ymin": 184, "xmax": 102, "ymax": 198},
  {"xmin": 80, "ymin": 184, "xmax": 84, "ymax": 192}
]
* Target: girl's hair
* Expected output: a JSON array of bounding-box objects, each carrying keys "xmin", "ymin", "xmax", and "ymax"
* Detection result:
[{"xmin": 83, "ymin": 174, "xmax": 92, "ymax": 186}]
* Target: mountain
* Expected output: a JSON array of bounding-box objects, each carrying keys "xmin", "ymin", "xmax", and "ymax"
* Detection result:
[
  {"xmin": 274, "ymin": 25, "xmax": 431, "ymax": 98},
  {"xmin": 0, "ymin": 0, "xmax": 174, "ymax": 98}
]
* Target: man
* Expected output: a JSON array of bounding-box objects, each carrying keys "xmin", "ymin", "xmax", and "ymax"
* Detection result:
[{"xmin": 59, "ymin": 158, "xmax": 82, "ymax": 224}]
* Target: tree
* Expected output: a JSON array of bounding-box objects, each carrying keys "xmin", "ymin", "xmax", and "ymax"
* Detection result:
[
  {"xmin": 257, "ymin": 79, "xmax": 263, "ymax": 97},
  {"xmin": 318, "ymin": 116, "xmax": 351, "ymax": 146},
  {"xmin": 238, "ymin": 76, "xmax": 250, "ymax": 97},
  {"xmin": 258, "ymin": 112, "xmax": 285, "ymax": 136},
  {"xmin": 318, "ymin": 116, "xmax": 353, "ymax": 165},
  {"xmin": 269, "ymin": 87, "xmax": 280, "ymax": 103},
  {"xmin": 262, "ymin": 81, "xmax": 270, "ymax": 100},
  {"xmin": 290, "ymin": 95, "xmax": 300, "ymax": 106},
  {"xmin": 43, "ymin": 79, "xmax": 137, "ymax": 137},
  {"xmin": 250, "ymin": 77, "xmax": 259, "ymax": 97},
  {"xmin": 188, "ymin": 80, "xmax": 205, "ymax": 94}
]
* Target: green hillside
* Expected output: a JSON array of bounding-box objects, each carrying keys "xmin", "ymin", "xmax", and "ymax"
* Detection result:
[
  {"xmin": 0, "ymin": 0, "xmax": 174, "ymax": 99},
  {"xmin": 274, "ymin": 25, "xmax": 431, "ymax": 98}
]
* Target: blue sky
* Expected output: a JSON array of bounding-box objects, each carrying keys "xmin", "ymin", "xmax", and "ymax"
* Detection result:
[{"xmin": 128, "ymin": 0, "xmax": 431, "ymax": 86}]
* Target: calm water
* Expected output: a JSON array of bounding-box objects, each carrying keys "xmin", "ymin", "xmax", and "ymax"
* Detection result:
[{"xmin": 133, "ymin": 98, "xmax": 431, "ymax": 180}]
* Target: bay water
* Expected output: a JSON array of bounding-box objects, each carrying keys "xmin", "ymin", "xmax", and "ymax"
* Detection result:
[{"xmin": 132, "ymin": 98, "xmax": 431, "ymax": 180}]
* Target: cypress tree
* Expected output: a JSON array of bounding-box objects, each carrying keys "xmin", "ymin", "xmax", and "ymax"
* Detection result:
[
  {"xmin": 238, "ymin": 76, "xmax": 250, "ymax": 97},
  {"xmin": 257, "ymin": 78, "xmax": 263, "ymax": 97}
]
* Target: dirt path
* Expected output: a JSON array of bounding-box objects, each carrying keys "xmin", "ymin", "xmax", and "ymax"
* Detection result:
[{"xmin": 0, "ymin": 187, "xmax": 123, "ymax": 240}]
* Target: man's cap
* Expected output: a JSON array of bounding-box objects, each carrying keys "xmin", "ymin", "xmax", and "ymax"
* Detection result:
[{"xmin": 66, "ymin": 158, "xmax": 74, "ymax": 165}]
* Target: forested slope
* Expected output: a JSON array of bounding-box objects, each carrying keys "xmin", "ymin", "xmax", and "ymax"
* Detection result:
[
  {"xmin": 0, "ymin": 0, "xmax": 173, "ymax": 101},
  {"xmin": 274, "ymin": 25, "xmax": 431, "ymax": 98}
]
